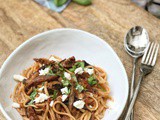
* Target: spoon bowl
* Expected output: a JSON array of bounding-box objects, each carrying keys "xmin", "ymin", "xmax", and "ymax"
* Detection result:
[{"xmin": 124, "ymin": 26, "xmax": 149, "ymax": 58}]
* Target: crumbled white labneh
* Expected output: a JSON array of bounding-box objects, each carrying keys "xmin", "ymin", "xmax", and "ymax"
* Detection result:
[
  {"xmin": 49, "ymin": 56, "xmax": 59, "ymax": 62},
  {"xmin": 50, "ymin": 101, "xmax": 54, "ymax": 107},
  {"xmin": 89, "ymin": 105, "xmax": 93, "ymax": 108},
  {"xmin": 34, "ymin": 93, "xmax": 50, "ymax": 103},
  {"xmin": 64, "ymin": 72, "xmax": 71, "ymax": 80},
  {"xmin": 73, "ymin": 100, "xmax": 85, "ymax": 109},
  {"xmin": 61, "ymin": 87, "xmax": 69, "ymax": 94},
  {"xmin": 13, "ymin": 75, "xmax": 26, "ymax": 82},
  {"xmin": 74, "ymin": 67, "xmax": 84, "ymax": 74},
  {"xmin": 39, "ymin": 67, "xmax": 50, "ymax": 75},
  {"xmin": 38, "ymin": 86, "xmax": 44, "ymax": 92},
  {"xmin": 62, "ymin": 95, "xmax": 68, "ymax": 102},
  {"xmin": 12, "ymin": 102, "xmax": 20, "ymax": 108},
  {"xmin": 84, "ymin": 68, "xmax": 94, "ymax": 75}
]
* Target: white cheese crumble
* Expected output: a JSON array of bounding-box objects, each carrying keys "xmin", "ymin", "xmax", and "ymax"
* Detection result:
[
  {"xmin": 50, "ymin": 101, "xmax": 54, "ymax": 107},
  {"xmin": 34, "ymin": 93, "xmax": 50, "ymax": 103},
  {"xmin": 73, "ymin": 100, "xmax": 85, "ymax": 109},
  {"xmin": 64, "ymin": 72, "xmax": 71, "ymax": 80},
  {"xmin": 61, "ymin": 87, "xmax": 69, "ymax": 94},
  {"xmin": 89, "ymin": 105, "xmax": 93, "ymax": 108},
  {"xmin": 62, "ymin": 95, "xmax": 68, "ymax": 102},
  {"xmin": 12, "ymin": 102, "xmax": 20, "ymax": 108},
  {"xmin": 90, "ymin": 93, "xmax": 93, "ymax": 97},
  {"xmin": 49, "ymin": 56, "xmax": 59, "ymax": 62},
  {"xmin": 13, "ymin": 75, "xmax": 26, "ymax": 82},
  {"xmin": 84, "ymin": 68, "xmax": 94, "ymax": 75},
  {"xmin": 74, "ymin": 67, "xmax": 84, "ymax": 74},
  {"xmin": 38, "ymin": 86, "xmax": 44, "ymax": 92},
  {"xmin": 39, "ymin": 67, "xmax": 50, "ymax": 75}
]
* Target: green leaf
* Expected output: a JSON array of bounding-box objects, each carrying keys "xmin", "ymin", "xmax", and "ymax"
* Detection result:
[
  {"xmin": 97, "ymin": 84, "xmax": 106, "ymax": 92},
  {"xmin": 72, "ymin": 74, "xmax": 77, "ymax": 82},
  {"xmin": 73, "ymin": 0, "xmax": 92, "ymax": 6},
  {"xmin": 51, "ymin": 90, "xmax": 58, "ymax": 99},
  {"xmin": 28, "ymin": 99, "xmax": 34, "ymax": 105},
  {"xmin": 61, "ymin": 79, "xmax": 70, "ymax": 87},
  {"xmin": 75, "ymin": 62, "xmax": 85, "ymax": 69},
  {"xmin": 54, "ymin": 0, "xmax": 68, "ymax": 7},
  {"xmin": 88, "ymin": 76, "xmax": 98, "ymax": 86},
  {"xmin": 28, "ymin": 89, "xmax": 37, "ymax": 105},
  {"xmin": 69, "ymin": 65, "xmax": 76, "ymax": 72},
  {"xmin": 76, "ymin": 83, "xmax": 84, "ymax": 92},
  {"xmin": 47, "ymin": 69, "xmax": 56, "ymax": 76},
  {"xmin": 30, "ymin": 89, "xmax": 37, "ymax": 100},
  {"xmin": 69, "ymin": 61, "xmax": 85, "ymax": 72}
]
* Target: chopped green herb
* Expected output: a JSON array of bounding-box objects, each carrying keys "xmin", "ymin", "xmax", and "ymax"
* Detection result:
[
  {"xmin": 69, "ymin": 66, "xmax": 76, "ymax": 72},
  {"xmin": 72, "ymin": 74, "xmax": 77, "ymax": 82},
  {"xmin": 47, "ymin": 69, "xmax": 56, "ymax": 76},
  {"xmin": 42, "ymin": 82, "xmax": 45, "ymax": 86},
  {"xmin": 58, "ymin": 63, "xmax": 64, "ymax": 71},
  {"xmin": 30, "ymin": 89, "xmax": 37, "ymax": 100},
  {"xmin": 28, "ymin": 99, "xmax": 34, "ymax": 105},
  {"xmin": 76, "ymin": 83, "xmax": 84, "ymax": 92},
  {"xmin": 88, "ymin": 76, "xmax": 98, "ymax": 86},
  {"xmin": 28, "ymin": 89, "xmax": 37, "ymax": 105},
  {"xmin": 97, "ymin": 84, "xmax": 106, "ymax": 92},
  {"xmin": 61, "ymin": 79, "xmax": 70, "ymax": 87},
  {"xmin": 75, "ymin": 62, "xmax": 85, "ymax": 69},
  {"xmin": 66, "ymin": 88, "xmax": 71, "ymax": 95},
  {"xmin": 51, "ymin": 90, "xmax": 58, "ymax": 100},
  {"xmin": 69, "ymin": 61, "xmax": 85, "ymax": 72}
]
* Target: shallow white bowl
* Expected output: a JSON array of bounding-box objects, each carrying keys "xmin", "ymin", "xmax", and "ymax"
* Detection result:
[{"xmin": 0, "ymin": 28, "xmax": 128, "ymax": 120}]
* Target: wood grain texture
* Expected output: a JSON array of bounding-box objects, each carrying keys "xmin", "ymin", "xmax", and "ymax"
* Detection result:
[{"xmin": 0, "ymin": 0, "xmax": 160, "ymax": 120}]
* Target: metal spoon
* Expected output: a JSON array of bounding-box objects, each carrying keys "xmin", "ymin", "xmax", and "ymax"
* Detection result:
[{"xmin": 124, "ymin": 26, "xmax": 149, "ymax": 120}]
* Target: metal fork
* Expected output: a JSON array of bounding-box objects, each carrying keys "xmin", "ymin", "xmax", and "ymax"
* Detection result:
[{"xmin": 124, "ymin": 42, "xmax": 159, "ymax": 120}]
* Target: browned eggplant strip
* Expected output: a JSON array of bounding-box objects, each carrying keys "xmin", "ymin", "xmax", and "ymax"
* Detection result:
[{"xmin": 25, "ymin": 75, "xmax": 58, "ymax": 90}]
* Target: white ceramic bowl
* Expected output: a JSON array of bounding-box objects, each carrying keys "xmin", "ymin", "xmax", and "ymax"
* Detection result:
[{"xmin": 0, "ymin": 28, "xmax": 128, "ymax": 120}]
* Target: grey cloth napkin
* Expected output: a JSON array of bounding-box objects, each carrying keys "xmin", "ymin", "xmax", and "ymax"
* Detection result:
[{"xmin": 35, "ymin": 0, "xmax": 71, "ymax": 12}]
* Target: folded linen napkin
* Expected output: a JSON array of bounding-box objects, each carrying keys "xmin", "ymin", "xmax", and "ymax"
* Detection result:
[{"xmin": 35, "ymin": 0, "xmax": 71, "ymax": 13}]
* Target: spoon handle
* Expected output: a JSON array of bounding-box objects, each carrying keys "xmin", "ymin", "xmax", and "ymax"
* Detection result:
[{"xmin": 129, "ymin": 58, "xmax": 137, "ymax": 120}]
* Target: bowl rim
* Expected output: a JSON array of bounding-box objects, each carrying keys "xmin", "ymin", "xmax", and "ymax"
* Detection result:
[{"xmin": 0, "ymin": 28, "xmax": 129, "ymax": 120}]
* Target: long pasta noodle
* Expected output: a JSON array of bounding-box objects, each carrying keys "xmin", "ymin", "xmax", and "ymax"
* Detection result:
[{"xmin": 11, "ymin": 55, "xmax": 111, "ymax": 120}]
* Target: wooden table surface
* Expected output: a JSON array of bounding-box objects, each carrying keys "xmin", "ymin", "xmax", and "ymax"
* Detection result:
[{"xmin": 0, "ymin": 0, "xmax": 160, "ymax": 120}]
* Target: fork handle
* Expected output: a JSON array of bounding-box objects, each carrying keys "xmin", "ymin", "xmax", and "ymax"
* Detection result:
[{"xmin": 125, "ymin": 72, "xmax": 144, "ymax": 120}]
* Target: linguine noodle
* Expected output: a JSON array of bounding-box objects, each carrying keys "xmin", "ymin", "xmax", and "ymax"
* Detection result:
[{"xmin": 11, "ymin": 55, "xmax": 111, "ymax": 120}]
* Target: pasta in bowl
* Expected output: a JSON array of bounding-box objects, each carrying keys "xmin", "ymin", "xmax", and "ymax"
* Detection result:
[{"xmin": 11, "ymin": 55, "xmax": 111, "ymax": 120}]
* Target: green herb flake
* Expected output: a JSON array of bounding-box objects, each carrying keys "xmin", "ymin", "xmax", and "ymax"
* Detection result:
[
  {"xmin": 28, "ymin": 89, "xmax": 37, "ymax": 105},
  {"xmin": 61, "ymin": 79, "xmax": 70, "ymax": 87},
  {"xmin": 88, "ymin": 76, "xmax": 98, "ymax": 86},
  {"xmin": 75, "ymin": 62, "xmax": 85, "ymax": 69},
  {"xmin": 69, "ymin": 61, "xmax": 85, "ymax": 72},
  {"xmin": 28, "ymin": 100, "xmax": 34, "ymax": 105},
  {"xmin": 30, "ymin": 89, "xmax": 37, "ymax": 100},
  {"xmin": 76, "ymin": 84, "xmax": 84, "ymax": 92},
  {"xmin": 97, "ymin": 84, "xmax": 106, "ymax": 92},
  {"xmin": 47, "ymin": 69, "xmax": 56, "ymax": 76},
  {"xmin": 72, "ymin": 75, "xmax": 77, "ymax": 82},
  {"xmin": 51, "ymin": 90, "xmax": 58, "ymax": 100}
]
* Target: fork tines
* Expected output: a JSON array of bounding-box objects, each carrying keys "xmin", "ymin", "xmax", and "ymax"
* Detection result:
[{"xmin": 142, "ymin": 42, "xmax": 159, "ymax": 66}]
